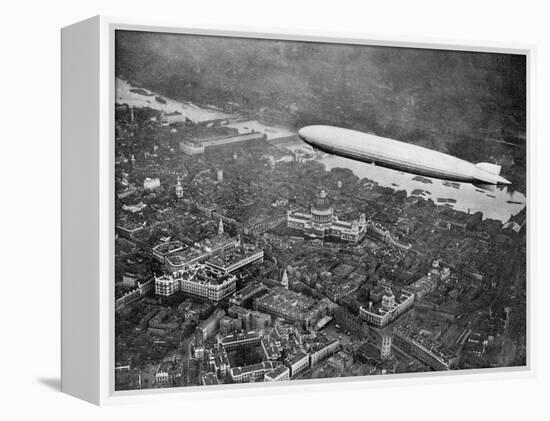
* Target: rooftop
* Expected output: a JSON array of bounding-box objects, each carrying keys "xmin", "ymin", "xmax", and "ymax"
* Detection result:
[
  {"xmin": 265, "ymin": 365, "xmax": 289, "ymax": 379},
  {"xmin": 197, "ymin": 234, "xmax": 236, "ymax": 253},
  {"xmin": 152, "ymin": 240, "xmax": 185, "ymax": 255},
  {"xmin": 288, "ymin": 212, "xmax": 311, "ymax": 221},
  {"xmin": 207, "ymin": 246, "xmax": 262, "ymax": 269},
  {"xmin": 221, "ymin": 330, "xmax": 261, "ymax": 345},
  {"xmin": 255, "ymin": 287, "xmax": 321, "ymax": 319},
  {"xmin": 331, "ymin": 220, "xmax": 352, "ymax": 229},
  {"xmin": 261, "ymin": 336, "xmax": 282, "ymax": 360},
  {"xmin": 363, "ymin": 288, "xmax": 414, "ymax": 316},
  {"xmin": 165, "ymin": 246, "xmax": 209, "ymax": 267},
  {"xmin": 232, "ymin": 282, "xmax": 267, "ymax": 301},
  {"xmin": 286, "ymin": 351, "xmax": 308, "ymax": 365},
  {"xmin": 180, "ymin": 264, "xmax": 236, "ymax": 286},
  {"xmin": 157, "ymin": 264, "xmax": 235, "ymax": 287},
  {"xmin": 307, "ymin": 338, "xmax": 339, "ymax": 353},
  {"xmin": 231, "ymin": 361, "xmax": 274, "ymax": 376}
]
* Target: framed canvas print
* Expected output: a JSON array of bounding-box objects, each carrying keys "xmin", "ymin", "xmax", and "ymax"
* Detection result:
[{"xmin": 61, "ymin": 16, "xmax": 533, "ymax": 405}]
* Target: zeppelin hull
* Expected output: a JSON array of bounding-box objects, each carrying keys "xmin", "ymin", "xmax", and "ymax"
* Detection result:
[
  {"xmin": 310, "ymin": 139, "xmax": 476, "ymax": 183},
  {"xmin": 298, "ymin": 125, "xmax": 510, "ymax": 185}
]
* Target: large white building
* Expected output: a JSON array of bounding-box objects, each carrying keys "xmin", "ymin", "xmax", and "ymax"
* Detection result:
[
  {"xmin": 180, "ymin": 141, "xmax": 205, "ymax": 155},
  {"xmin": 285, "ymin": 352, "xmax": 309, "ymax": 378},
  {"xmin": 308, "ymin": 339, "xmax": 340, "ymax": 367},
  {"xmin": 153, "ymin": 235, "xmax": 238, "ymax": 274},
  {"xmin": 155, "ymin": 264, "xmax": 236, "ymax": 302},
  {"xmin": 230, "ymin": 361, "xmax": 275, "ymax": 383},
  {"xmin": 154, "ymin": 274, "xmax": 181, "ymax": 297},
  {"xmin": 287, "ymin": 190, "xmax": 367, "ymax": 242},
  {"xmin": 153, "ymin": 233, "xmax": 262, "ymax": 302},
  {"xmin": 264, "ymin": 365, "xmax": 290, "ymax": 382},
  {"xmin": 219, "ymin": 331, "xmax": 262, "ymax": 351},
  {"xmin": 359, "ymin": 287, "xmax": 415, "ymax": 327},
  {"xmin": 143, "ymin": 177, "xmax": 161, "ymax": 190}
]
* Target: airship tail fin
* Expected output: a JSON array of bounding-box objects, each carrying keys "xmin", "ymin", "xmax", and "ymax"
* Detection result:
[{"xmin": 476, "ymin": 162, "xmax": 502, "ymax": 175}]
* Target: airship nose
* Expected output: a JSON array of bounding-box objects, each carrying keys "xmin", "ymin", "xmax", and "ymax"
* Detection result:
[
  {"xmin": 298, "ymin": 125, "xmax": 327, "ymax": 145},
  {"xmin": 298, "ymin": 126, "xmax": 314, "ymax": 141}
]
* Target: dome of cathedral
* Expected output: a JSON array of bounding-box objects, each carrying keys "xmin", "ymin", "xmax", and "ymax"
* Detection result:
[{"xmin": 312, "ymin": 190, "xmax": 331, "ymax": 212}]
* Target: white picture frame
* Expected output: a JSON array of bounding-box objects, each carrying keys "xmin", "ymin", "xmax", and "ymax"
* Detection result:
[{"xmin": 61, "ymin": 15, "xmax": 535, "ymax": 405}]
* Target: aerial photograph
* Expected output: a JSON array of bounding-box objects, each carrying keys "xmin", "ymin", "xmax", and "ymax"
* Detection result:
[{"xmin": 113, "ymin": 30, "xmax": 527, "ymax": 391}]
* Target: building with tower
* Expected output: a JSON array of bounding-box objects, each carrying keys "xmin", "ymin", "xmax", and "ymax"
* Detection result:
[
  {"xmin": 381, "ymin": 287, "xmax": 396, "ymax": 310},
  {"xmin": 287, "ymin": 190, "xmax": 367, "ymax": 242},
  {"xmin": 281, "ymin": 270, "xmax": 289, "ymax": 289},
  {"xmin": 359, "ymin": 287, "xmax": 414, "ymax": 328},
  {"xmin": 175, "ymin": 176, "xmax": 183, "ymax": 200},
  {"xmin": 380, "ymin": 333, "xmax": 392, "ymax": 360},
  {"xmin": 218, "ymin": 219, "xmax": 224, "ymax": 235}
]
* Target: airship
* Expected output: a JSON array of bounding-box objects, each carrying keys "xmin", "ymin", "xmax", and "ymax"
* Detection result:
[{"xmin": 298, "ymin": 125, "xmax": 511, "ymax": 185}]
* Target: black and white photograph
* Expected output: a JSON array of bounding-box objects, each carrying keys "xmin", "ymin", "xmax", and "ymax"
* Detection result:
[
  {"xmin": 114, "ymin": 30, "xmax": 527, "ymax": 391},
  {"xmin": 4, "ymin": 0, "xmax": 550, "ymax": 419}
]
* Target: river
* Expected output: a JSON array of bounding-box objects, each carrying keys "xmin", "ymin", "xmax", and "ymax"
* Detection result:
[{"xmin": 286, "ymin": 142, "xmax": 526, "ymax": 223}]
